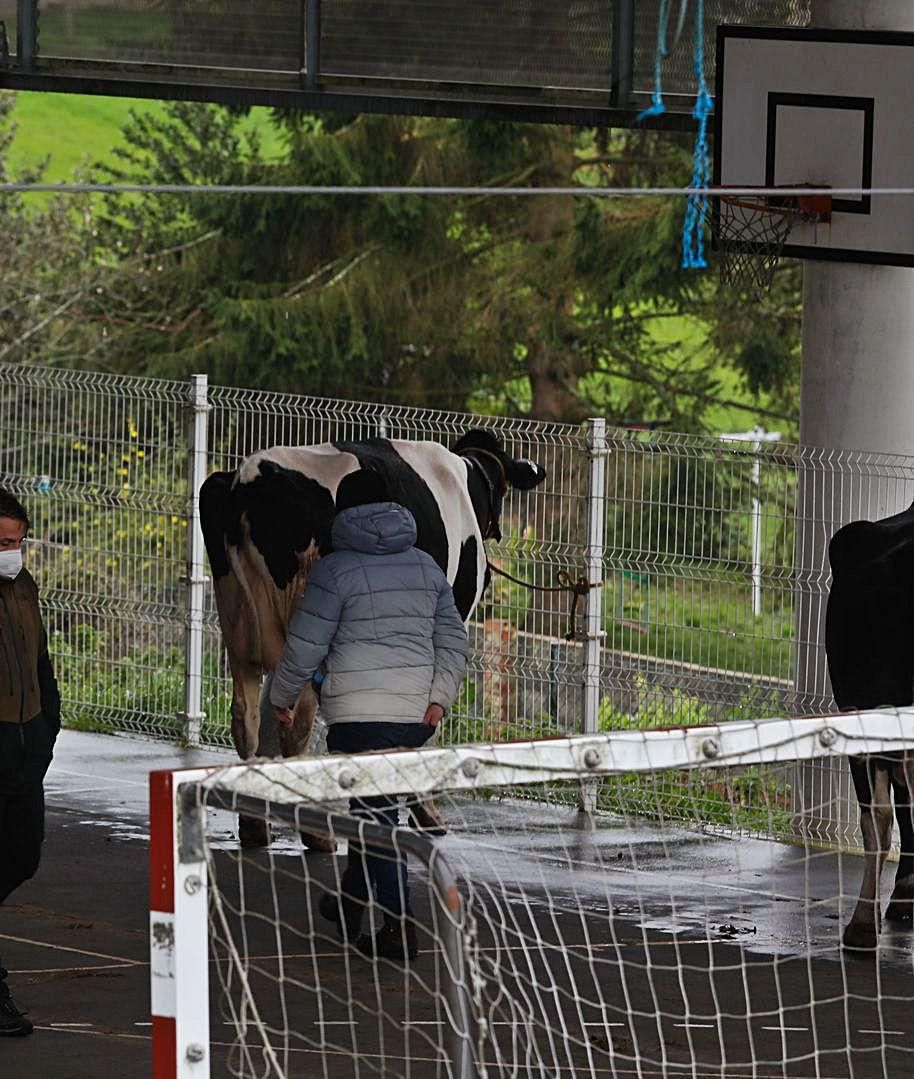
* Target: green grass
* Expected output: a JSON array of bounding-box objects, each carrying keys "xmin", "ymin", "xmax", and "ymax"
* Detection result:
[
  {"xmin": 5, "ymin": 90, "xmax": 285, "ymax": 183},
  {"xmin": 604, "ymin": 573, "xmax": 794, "ymax": 680},
  {"xmin": 36, "ymin": 8, "xmax": 170, "ymax": 53}
]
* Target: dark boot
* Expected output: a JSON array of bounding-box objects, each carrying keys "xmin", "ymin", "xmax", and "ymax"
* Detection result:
[
  {"xmin": 357, "ymin": 918, "xmax": 418, "ymax": 962},
  {"xmin": 238, "ymin": 814, "xmax": 270, "ymax": 848},
  {"xmin": 300, "ymin": 831, "xmax": 337, "ymax": 853},
  {"xmin": 408, "ymin": 797, "xmax": 447, "ymax": 837},
  {"xmin": 0, "ymin": 994, "xmax": 33, "ymax": 1037},
  {"xmin": 318, "ymin": 891, "xmax": 364, "ymax": 940}
]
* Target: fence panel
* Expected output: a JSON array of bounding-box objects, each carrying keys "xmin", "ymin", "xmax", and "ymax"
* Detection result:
[{"xmin": 1, "ymin": 364, "xmax": 190, "ymax": 739}]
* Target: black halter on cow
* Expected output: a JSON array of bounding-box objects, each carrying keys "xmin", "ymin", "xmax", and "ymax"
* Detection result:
[
  {"xmin": 200, "ymin": 428, "xmax": 546, "ymax": 842},
  {"xmin": 825, "ymin": 503, "xmax": 914, "ymax": 950}
]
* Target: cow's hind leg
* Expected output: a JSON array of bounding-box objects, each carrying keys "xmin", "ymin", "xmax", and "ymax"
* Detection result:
[
  {"xmin": 844, "ymin": 756, "xmax": 894, "ymax": 951},
  {"xmin": 405, "ymin": 724, "xmax": 447, "ymax": 836},
  {"xmin": 228, "ymin": 657, "xmax": 271, "ymax": 848},
  {"xmin": 885, "ymin": 754, "xmax": 914, "ymax": 925},
  {"xmin": 230, "ymin": 657, "xmax": 263, "ymax": 760},
  {"xmin": 284, "ymin": 684, "xmax": 336, "ymax": 852}
]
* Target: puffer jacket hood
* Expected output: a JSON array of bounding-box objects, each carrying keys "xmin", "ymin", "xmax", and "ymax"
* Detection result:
[{"xmin": 331, "ymin": 501, "xmax": 417, "ymax": 555}]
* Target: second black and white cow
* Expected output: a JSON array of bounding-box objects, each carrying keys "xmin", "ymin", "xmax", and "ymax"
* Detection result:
[
  {"xmin": 200, "ymin": 428, "xmax": 546, "ymax": 765},
  {"xmin": 825, "ymin": 502, "xmax": 914, "ymax": 949}
]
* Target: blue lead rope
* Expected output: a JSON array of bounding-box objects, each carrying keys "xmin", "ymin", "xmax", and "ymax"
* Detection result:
[
  {"xmin": 636, "ymin": 0, "xmax": 671, "ymax": 122},
  {"xmin": 637, "ymin": 1, "xmax": 713, "ymax": 269},
  {"xmin": 681, "ymin": 0, "xmax": 712, "ymax": 269}
]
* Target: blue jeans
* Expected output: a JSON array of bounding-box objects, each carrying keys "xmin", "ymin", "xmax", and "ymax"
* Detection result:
[{"xmin": 326, "ymin": 722, "xmax": 433, "ymax": 920}]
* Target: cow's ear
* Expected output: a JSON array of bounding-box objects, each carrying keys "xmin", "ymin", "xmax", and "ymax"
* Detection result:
[{"xmin": 506, "ymin": 458, "xmax": 547, "ymax": 491}]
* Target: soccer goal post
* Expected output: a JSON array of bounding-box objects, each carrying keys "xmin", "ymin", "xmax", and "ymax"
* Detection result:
[{"xmin": 150, "ymin": 711, "xmax": 914, "ymax": 1078}]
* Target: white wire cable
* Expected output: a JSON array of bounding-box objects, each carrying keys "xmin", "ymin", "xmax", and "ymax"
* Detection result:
[{"xmin": 1, "ymin": 182, "xmax": 913, "ymax": 197}]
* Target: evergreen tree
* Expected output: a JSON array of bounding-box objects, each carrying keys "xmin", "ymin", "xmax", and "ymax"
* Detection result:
[
  {"xmin": 5, "ymin": 93, "xmax": 802, "ymax": 431},
  {"xmin": 0, "ymin": 93, "xmax": 94, "ymax": 369}
]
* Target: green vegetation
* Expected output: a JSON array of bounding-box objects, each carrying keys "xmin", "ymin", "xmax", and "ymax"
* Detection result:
[
  {"xmin": 604, "ymin": 572, "xmax": 793, "ymax": 678},
  {"xmin": 53, "ymin": 628, "xmax": 231, "ymax": 744},
  {"xmin": 7, "ymin": 91, "xmax": 284, "ymax": 183},
  {"xmin": 2, "ymin": 90, "xmax": 802, "ymax": 433}
]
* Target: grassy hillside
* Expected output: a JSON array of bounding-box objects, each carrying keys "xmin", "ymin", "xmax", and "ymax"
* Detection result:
[{"xmin": 6, "ymin": 90, "xmax": 283, "ymax": 180}]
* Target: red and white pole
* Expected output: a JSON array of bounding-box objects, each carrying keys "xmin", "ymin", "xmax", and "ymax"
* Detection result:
[{"xmin": 150, "ymin": 767, "xmax": 214, "ymax": 1077}]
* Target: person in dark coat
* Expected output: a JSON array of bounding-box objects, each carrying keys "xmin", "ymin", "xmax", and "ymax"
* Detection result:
[
  {"xmin": 0, "ymin": 490, "xmax": 61, "ymax": 1036},
  {"xmin": 270, "ymin": 468, "xmax": 468, "ymax": 961}
]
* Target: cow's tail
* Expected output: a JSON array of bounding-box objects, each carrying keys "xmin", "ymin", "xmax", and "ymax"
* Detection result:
[
  {"xmin": 199, "ymin": 471, "xmax": 236, "ymax": 580},
  {"xmin": 200, "ymin": 470, "xmax": 264, "ymax": 663},
  {"xmin": 226, "ymin": 541, "xmax": 265, "ymax": 662}
]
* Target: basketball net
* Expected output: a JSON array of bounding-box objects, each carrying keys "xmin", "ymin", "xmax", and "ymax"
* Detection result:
[{"xmin": 708, "ymin": 190, "xmax": 831, "ymax": 299}]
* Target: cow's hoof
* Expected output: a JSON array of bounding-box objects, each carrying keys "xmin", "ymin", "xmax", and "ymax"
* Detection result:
[
  {"xmin": 409, "ymin": 800, "xmax": 447, "ymax": 837},
  {"xmin": 884, "ymin": 898, "xmax": 914, "ymax": 924},
  {"xmin": 842, "ymin": 922, "xmax": 878, "ymax": 953},
  {"xmin": 301, "ymin": 831, "xmax": 337, "ymax": 853},
  {"xmin": 238, "ymin": 816, "xmax": 271, "ymax": 849}
]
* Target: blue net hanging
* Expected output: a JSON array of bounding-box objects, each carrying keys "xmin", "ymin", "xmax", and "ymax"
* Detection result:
[{"xmin": 638, "ymin": 0, "xmax": 713, "ymax": 270}]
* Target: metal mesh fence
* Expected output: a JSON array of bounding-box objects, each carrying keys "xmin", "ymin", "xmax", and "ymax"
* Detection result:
[
  {"xmin": 0, "ymin": 363, "xmax": 190, "ymax": 739},
  {"xmin": 4, "ymin": 361, "xmax": 914, "ymax": 848},
  {"xmin": 12, "ymin": 2, "xmax": 810, "ymax": 113},
  {"xmin": 631, "ymin": 0, "xmax": 811, "ymax": 107},
  {"xmin": 0, "ymin": 1, "xmax": 15, "ymax": 57}
]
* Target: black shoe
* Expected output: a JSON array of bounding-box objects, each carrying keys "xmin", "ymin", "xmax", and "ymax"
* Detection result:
[
  {"xmin": 300, "ymin": 831, "xmax": 337, "ymax": 853},
  {"xmin": 238, "ymin": 815, "xmax": 270, "ymax": 849},
  {"xmin": 356, "ymin": 920, "xmax": 418, "ymax": 962},
  {"xmin": 408, "ymin": 799, "xmax": 448, "ymax": 837},
  {"xmin": 318, "ymin": 892, "xmax": 364, "ymax": 940},
  {"xmin": 0, "ymin": 994, "xmax": 33, "ymax": 1037}
]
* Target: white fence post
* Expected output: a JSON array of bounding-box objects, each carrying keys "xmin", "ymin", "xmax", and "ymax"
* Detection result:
[
  {"xmin": 719, "ymin": 427, "xmax": 781, "ymax": 617},
  {"xmin": 579, "ymin": 418, "xmax": 607, "ymax": 814},
  {"xmin": 182, "ymin": 374, "xmax": 209, "ymax": 747}
]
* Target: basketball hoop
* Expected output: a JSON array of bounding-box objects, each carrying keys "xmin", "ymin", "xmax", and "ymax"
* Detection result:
[{"xmin": 708, "ymin": 187, "xmax": 832, "ymax": 298}]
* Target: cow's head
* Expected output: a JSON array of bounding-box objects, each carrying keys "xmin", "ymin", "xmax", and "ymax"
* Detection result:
[{"xmin": 453, "ymin": 429, "xmax": 547, "ymax": 542}]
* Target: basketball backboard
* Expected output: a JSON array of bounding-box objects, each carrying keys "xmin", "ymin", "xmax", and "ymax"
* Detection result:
[{"xmin": 714, "ymin": 26, "xmax": 914, "ymax": 266}]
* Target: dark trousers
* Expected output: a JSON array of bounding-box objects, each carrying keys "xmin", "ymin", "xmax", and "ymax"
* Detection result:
[
  {"xmin": 326, "ymin": 722, "xmax": 433, "ymax": 920},
  {"xmin": 0, "ymin": 712, "xmax": 57, "ymax": 997}
]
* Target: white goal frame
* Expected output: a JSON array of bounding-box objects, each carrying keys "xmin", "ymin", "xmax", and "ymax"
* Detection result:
[{"xmin": 149, "ymin": 709, "xmax": 914, "ymax": 1078}]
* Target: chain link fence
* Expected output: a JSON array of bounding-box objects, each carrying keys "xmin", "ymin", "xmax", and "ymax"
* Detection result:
[{"xmin": 4, "ymin": 360, "xmax": 913, "ymax": 847}]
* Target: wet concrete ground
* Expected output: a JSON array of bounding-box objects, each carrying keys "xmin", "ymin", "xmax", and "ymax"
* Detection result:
[{"xmin": 1, "ymin": 730, "xmax": 913, "ymax": 1078}]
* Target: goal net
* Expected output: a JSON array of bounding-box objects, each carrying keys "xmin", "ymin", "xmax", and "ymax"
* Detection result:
[{"xmin": 150, "ymin": 711, "xmax": 914, "ymax": 1078}]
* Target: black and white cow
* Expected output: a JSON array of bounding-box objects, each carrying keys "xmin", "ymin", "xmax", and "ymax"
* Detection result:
[
  {"xmin": 200, "ymin": 428, "xmax": 546, "ymax": 767},
  {"xmin": 825, "ymin": 503, "xmax": 914, "ymax": 950}
]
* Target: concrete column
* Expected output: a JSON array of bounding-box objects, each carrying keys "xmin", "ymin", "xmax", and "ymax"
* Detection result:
[
  {"xmin": 804, "ymin": 0, "xmax": 914, "ymax": 459},
  {"xmin": 793, "ymin": 0, "xmax": 914, "ymax": 841}
]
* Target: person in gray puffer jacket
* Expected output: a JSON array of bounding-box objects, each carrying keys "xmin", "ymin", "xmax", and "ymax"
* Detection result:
[{"xmin": 269, "ymin": 468, "xmax": 468, "ymax": 962}]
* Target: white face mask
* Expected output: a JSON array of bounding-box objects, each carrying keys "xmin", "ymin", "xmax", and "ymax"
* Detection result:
[{"xmin": 0, "ymin": 549, "xmax": 23, "ymax": 580}]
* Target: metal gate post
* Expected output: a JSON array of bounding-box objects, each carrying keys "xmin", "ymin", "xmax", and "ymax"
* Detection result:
[
  {"xmin": 181, "ymin": 375, "xmax": 209, "ymax": 747},
  {"xmin": 16, "ymin": 1, "xmax": 37, "ymax": 70},
  {"xmin": 580, "ymin": 418, "xmax": 607, "ymax": 814},
  {"xmin": 305, "ymin": 0, "xmax": 322, "ymax": 89}
]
